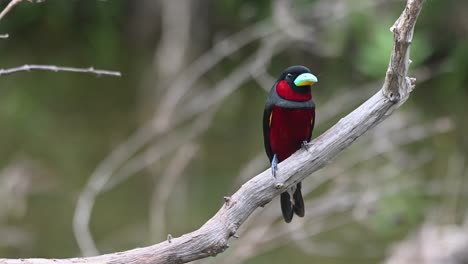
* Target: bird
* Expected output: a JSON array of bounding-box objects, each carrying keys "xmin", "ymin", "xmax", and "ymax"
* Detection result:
[{"xmin": 262, "ymin": 65, "xmax": 317, "ymax": 223}]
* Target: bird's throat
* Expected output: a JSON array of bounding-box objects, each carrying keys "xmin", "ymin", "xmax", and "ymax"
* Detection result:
[{"xmin": 276, "ymin": 80, "xmax": 312, "ymax": 102}]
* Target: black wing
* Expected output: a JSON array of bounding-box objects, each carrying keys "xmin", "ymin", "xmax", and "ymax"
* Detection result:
[
  {"xmin": 263, "ymin": 100, "xmax": 274, "ymax": 162},
  {"xmin": 263, "ymin": 83, "xmax": 278, "ymax": 162},
  {"xmin": 308, "ymin": 106, "xmax": 316, "ymax": 141}
]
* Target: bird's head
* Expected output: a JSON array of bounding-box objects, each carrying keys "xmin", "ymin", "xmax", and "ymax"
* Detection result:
[{"xmin": 279, "ymin": 65, "xmax": 318, "ymax": 94}]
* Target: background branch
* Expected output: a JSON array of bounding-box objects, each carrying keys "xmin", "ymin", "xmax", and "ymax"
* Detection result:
[
  {"xmin": 0, "ymin": 64, "xmax": 121, "ymax": 77},
  {"xmin": 0, "ymin": 0, "xmax": 23, "ymax": 21}
]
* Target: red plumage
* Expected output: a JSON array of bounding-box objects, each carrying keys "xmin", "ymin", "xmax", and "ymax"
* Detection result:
[
  {"xmin": 269, "ymin": 106, "xmax": 314, "ymax": 162},
  {"xmin": 276, "ymin": 80, "xmax": 312, "ymax": 102}
]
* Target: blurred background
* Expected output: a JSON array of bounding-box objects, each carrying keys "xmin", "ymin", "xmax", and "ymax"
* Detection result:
[{"xmin": 0, "ymin": 0, "xmax": 467, "ymax": 263}]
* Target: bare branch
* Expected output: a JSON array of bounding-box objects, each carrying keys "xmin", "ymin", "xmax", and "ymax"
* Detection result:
[
  {"xmin": 0, "ymin": 0, "xmax": 23, "ymax": 21},
  {"xmin": 273, "ymin": 0, "xmax": 315, "ymax": 42},
  {"xmin": 0, "ymin": 0, "xmax": 426, "ymax": 263},
  {"xmin": 149, "ymin": 143, "xmax": 199, "ymax": 241},
  {"xmin": 154, "ymin": 0, "xmax": 192, "ymax": 82},
  {"xmin": 0, "ymin": 64, "xmax": 121, "ymax": 77},
  {"xmin": 382, "ymin": 0, "xmax": 423, "ymax": 101},
  {"xmin": 0, "ymin": 0, "xmax": 44, "ymax": 37}
]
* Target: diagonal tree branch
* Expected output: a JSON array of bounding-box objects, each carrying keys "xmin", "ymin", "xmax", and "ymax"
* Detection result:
[{"xmin": 0, "ymin": 0, "xmax": 425, "ymax": 263}]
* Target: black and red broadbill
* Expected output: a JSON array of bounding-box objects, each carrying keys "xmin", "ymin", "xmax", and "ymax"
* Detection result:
[{"xmin": 263, "ymin": 65, "xmax": 318, "ymax": 223}]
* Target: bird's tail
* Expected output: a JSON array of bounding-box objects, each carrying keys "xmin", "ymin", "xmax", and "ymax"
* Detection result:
[{"xmin": 280, "ymin": 182, "xmax": 305, "ymax": 223}]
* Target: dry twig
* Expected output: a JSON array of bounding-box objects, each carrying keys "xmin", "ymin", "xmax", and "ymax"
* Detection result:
[
  {"xmin": 0, "ymin": 64, "xmax": 121, "ymax": 77},
  {"xmin": 0, "ymin": 0, "xmax": 43, "ymax": 37},
  {"xmin": 0, "ymin": 0, "xmax": 23, "ymax": 21}
]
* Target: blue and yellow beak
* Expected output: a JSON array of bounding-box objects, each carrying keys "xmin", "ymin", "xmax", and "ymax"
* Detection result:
[{"xmin": 294, "ymin": 73, "xmax": 318, "ymax": 86}]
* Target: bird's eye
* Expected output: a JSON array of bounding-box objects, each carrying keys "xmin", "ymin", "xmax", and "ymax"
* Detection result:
[{"xmin": 286, "ymin": 73, "xmax": 293, "ymax": 79}]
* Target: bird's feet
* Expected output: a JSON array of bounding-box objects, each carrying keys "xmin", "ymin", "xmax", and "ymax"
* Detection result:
[
  {"xmin": 301, "ymin": 140, "xmax": 310, "ymax": 151},
  {"xmin": 271, "ymin": 154, "xmax": 278, "ymax": 177}
]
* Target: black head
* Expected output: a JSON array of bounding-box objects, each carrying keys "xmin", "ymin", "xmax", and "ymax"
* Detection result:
[{"xmin": 278, "ymin": 65, "xmax": 318, "ymax": 94}]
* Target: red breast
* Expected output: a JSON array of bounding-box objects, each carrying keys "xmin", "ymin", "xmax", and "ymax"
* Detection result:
[{"xmin": 269, "ymin": 106, "xmax": 315, "ymax": 161}]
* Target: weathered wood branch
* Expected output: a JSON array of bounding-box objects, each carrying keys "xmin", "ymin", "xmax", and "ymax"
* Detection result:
[{"xmin": 0, "ymin": 0, "xmax": 425, "ymax": 263}]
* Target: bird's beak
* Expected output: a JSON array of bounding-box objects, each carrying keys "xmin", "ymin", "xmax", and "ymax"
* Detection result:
[{"xmin": 294, "ymin": 73, "xmax": 318, "ymax": 86}]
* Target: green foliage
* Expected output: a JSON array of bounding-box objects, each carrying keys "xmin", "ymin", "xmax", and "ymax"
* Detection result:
[{"xmin": 356, "ymin": 23, "xmax": 394, "ymax": 78}]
